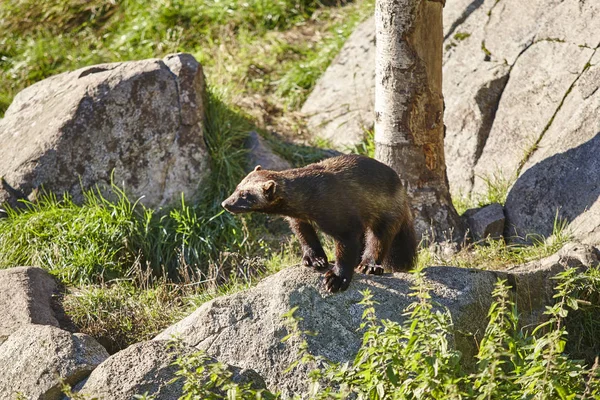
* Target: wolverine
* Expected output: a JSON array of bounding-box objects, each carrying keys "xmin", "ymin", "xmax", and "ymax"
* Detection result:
[{"xmin": 221, "ymin": 154, "xmax": 417, "ymax": 293}]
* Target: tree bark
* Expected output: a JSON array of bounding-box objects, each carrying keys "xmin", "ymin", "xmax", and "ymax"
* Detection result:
[{"xmin": 374, "ymin": 0, "xmax": 463, "ymax": 243}]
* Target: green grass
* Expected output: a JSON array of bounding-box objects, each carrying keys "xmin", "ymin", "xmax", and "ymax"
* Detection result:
[
  {"xmin": 0, "ymin": 0, "xmax": 374, "ymax": 349},
  {"xmin": 2, "ymin": 0, "xmax": 598, "ymax": 375},
  {"xmin": 422, "ymin": 212, "xmax": 572, "ymax": 271},
  {"xmin": 0, "ymin": 187, "xmax": 140, "ymax": 284},
  {"xmin": 453, "ymin": 171, "xmax": 516, "ymax": 215},
  {"xmin": 346, "ymin": 127, "xmax": 375, "ymax": 158},
  {"xmin": 63, "ymin": 236, "xmax": 300, "ymax": 353},
  {"xmin": 0, "ymin": 0, "xmax": 375, "ymax": 124},
  {"xmin": 63, "ymin": 278, "xmax": 186, "ymax": 354}
]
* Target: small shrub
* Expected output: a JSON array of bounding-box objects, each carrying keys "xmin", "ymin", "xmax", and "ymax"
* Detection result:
[{"xmin": 277, "ymin": 266, "xmax": 599, "ymax": 399}]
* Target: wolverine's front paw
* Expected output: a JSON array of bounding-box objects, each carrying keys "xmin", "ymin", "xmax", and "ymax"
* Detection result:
[
  {"xmin": 302, "ymin": 251, "xmax": 328, "ymax": 270},
  {"xmin": 324, "ymin": 270, "xmax": 351, "ymax": 293},
  {"xmin": 356, "ymin": 260, "xmax": 384, "ymax": 276}
]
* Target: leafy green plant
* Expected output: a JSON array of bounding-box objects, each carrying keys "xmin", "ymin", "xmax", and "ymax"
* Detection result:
[
  {"xmin": 273, "ymin": 266, "xmax": 599, "ymax": 399},
  {"xmin": 347, "ymin": 128, "xmax": 375, "ymax": 158},
  {"xmin": 453, "ymin": 171, "xmax": 516, "ymax": 215},
  {"xmin": 170, "ymin": 340, "xmax": 279, "ymax": 399}
]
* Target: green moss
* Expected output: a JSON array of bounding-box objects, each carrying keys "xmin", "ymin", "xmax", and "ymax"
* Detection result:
[{"xmin": 453, "ymin": 32, "xmax": 471, "ymax": 41}]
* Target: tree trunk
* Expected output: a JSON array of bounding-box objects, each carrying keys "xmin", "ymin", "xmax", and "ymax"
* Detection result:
[{"xmin": 374, "ymin": 0, "xmax": 463, "ymax": 243}]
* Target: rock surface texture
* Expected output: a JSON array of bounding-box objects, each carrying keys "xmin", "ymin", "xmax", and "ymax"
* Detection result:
[
  {"xmin": 301, "ymin": 17, "xmax": 376, "ymax": 149},
  {"xmin": 302, "ymin": 0, "xmax": 600, "ymax": 245},
  {"xmin": 0, "ymin": 266, "xmax": 60, "ymax": 345},
  {"xmin": 0, "ymin": 53, "xmax": 209, "ymax": 209},
  {"xmin": 0, "ymin": 324, "xmax": 108, "ymax": 400},
  {"xmin": 155, "ymin": 248, "xmax": 592, "ymax": 396},
  {"xmin": 245, "ymin": 131, "xmax": 291, "ymax": 172},
  {"xmin": 508, "ymin": 242, "xmax": 599, "ymax": 328},
  {"xmin": 78, "ymin": 340, "xmax": 265, "ymax": 400},
  {"xmin": 503, "ymin": 50, "xmax": 600, "ymax": 244},
  {"xmin": 464, "ymin": 203, "xmax": 505, "ymax": 242}
]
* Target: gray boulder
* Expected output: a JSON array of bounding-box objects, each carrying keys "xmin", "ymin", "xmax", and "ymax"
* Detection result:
[
  {"xmin": 0, "ymin": 266, "xmax": 60, "ymax": 345},
  {"xmin": 442, "ymin": 0, "xmax": 510, "ymax": 196},
  {"xmin": 245, "ymin": 131, "xmax": 291, "ymax": 171},
  {"xmin": 485, "ymin": 0, "xmax": 600, "ymax": 65},
  {"xmin": 77, "ymin": 340, "xmax": 265, "ymax": 400},
  {"xmin": 0, "ymin": 325, "xmax": 108, "ymax": 400},
  {"xmin": 464, "ymin": 203, "xmax": 505, "ymax": 242},
  {"xmin": 504, "ymin": 52, "xmax": 600, "ymax": 244},
  {"xmin": 154, "ymin": 256, "xmax": 583, "ymax": 396},
  {"xmin": 0, "ymin": 53, "xmax": 209, "ymax": 209},
  {"xmin": 471, "ymin": 41, "xmax": 594, "ymax": 194},
  {"xmin": 443, "ymin": 0, "xmax": 600, "ymax": 197},
  {"xmin": 508, "ymin": 242, "xmax": 599, "ymax": 329},
  {"xmin": 301, "ymin": 16, "xmax": 375, "ymax": 149}
]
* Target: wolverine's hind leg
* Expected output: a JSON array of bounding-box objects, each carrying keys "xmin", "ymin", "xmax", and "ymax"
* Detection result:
[
  {"xmin": 287, "ymin": 218, "xmax": 328, "ymax": 269},
  {"xmin": 357, "ymin": 219, "xmax": 397, "ymax": 276},
  {"xmin": 383, "ymin": 220, "xmax": 418, "ymax": 272}
]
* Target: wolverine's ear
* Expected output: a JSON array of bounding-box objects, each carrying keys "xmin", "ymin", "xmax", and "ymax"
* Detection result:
[
  {"xmin": 262, "ymin": 180, "xmax": 277, "ymax": 200},
  {"xmin": 254, "ymin": 165, "xmax": 262, "ymax": 172}
]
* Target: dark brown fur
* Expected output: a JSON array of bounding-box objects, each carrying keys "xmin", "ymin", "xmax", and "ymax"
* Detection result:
[{"xmin": 221, "ymin": 154, "xmax": 417, "ymax": 292}]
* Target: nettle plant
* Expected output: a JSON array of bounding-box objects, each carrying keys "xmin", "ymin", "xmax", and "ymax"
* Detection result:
[{"xmin": 173, "ymin": 265, "xmax": 600, "ymax": 399}]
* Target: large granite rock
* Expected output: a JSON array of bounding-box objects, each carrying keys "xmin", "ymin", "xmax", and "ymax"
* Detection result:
[
  {"xmin": 464, "ymin": 203, "xmax": 505, "ymax": 242},
  {"xmin": 302, "ymin": 0, "xmax": 600, "ymax": 245},
  {"xmin": 154, "ymin": 251, "xmax": 589, "ymax": 396},
  {"xmin": 0, "ymin": 53, "xmax": 209, "ymax": 209},
  {"xmin": 301, "ymin": 16, "xmax": 376, "ymax": 149},
  {"xmin": 504, "ymin": 133, "xmax": 600, "ymax": 243},
  {"xmin": 504, "ymin": 52, "xmax": 600, "ymax": 244},
  {"xmin": 0, "ymin": 266, "xmax": 60, "ymax": 345},
  {"xmin": 443, "ymin": 0, "xmax": 600, "ymax": 197},
  {"xmin": 245, "ymin": 131, "xmax": 291, "ymax": 172},
  {"xmin": 471, "ymin": 41, "xmax": 594, "ymax": 194},
  {"xmin": 442, "ymin": 0, "xmax": 510, "ymax": 196},
  {"xmin": 0, "ymin": 325, "xmax": 108, "ymax": 400},
  {"xmin": 77, "ymin": 340, "xmax": 265, "ymax": 400}
]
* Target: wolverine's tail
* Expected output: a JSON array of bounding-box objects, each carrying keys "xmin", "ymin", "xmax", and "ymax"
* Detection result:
[{"xmin": 384, "ymin": 220, "xmax": 418, "ymax": 272}]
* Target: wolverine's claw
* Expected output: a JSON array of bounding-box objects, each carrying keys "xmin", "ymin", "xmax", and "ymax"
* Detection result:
[
  {"xmin": 356, "ymin": 261, "xmax": 384, "ymax": 275},
  {"xmin": 302, "ymin": 254, "xmax": 328, "ymax": 270},
  {"xmin": 324, "ymin": 270, "xmax": 350, "ymax": 293}
]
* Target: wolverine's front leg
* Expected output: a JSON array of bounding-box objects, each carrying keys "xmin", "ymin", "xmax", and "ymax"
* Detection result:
[
  {"xmin": 286, "ymin": 217, "xmax": 328, "ymax": 269},
  {"xmin": 324, "ymin": 232, "xmax": 361, "ymax": 293}
]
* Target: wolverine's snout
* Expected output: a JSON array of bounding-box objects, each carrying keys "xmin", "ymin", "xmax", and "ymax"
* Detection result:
[
  {"xmin": 221, "ymin": 196, "xmax": 248, "ymax": 214},
  {"xmin": 221, "ymin": 198, "xmax": 236, "ymax": 213}
]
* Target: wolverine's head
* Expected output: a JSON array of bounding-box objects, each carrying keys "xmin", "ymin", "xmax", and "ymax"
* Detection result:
[{"xmin": 221, "ymin": 166, "xmax": 279, "ymax": 214}]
